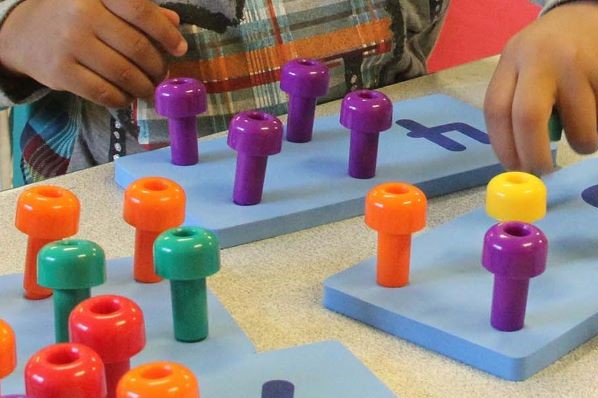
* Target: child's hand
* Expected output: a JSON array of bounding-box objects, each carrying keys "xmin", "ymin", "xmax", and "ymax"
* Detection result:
[
  {"xmin": 484, "ymin": 2, "xmax": 598, "ymax": 175},
  {"xmin": 0, "ymin": 0, "xmax": 187, "ymax": 108}
]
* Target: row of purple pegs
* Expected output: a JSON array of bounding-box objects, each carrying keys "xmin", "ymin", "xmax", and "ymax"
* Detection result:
[{"xmin": 155, "ymin": 58, "xmax": 394, "ymax": 206}]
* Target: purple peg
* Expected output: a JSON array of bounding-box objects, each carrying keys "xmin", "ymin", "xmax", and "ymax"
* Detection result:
[
  {"xmin": 482, "ymin": 221, "xmax": 548, "ymax": 332},
  {"xmin": 155, "ymin": 77, "xmax": 207, "ymax": 166},
  {"xmin": 340, "ymin": 90, "xmax": 393, "ymax": 179},
  {"xmin": 280, "ymin": 59, "xmax": 330, "ymax": 143},
  {"xmin": 227, "ymin": 111, "xmax": 283, "ymax": 205}
]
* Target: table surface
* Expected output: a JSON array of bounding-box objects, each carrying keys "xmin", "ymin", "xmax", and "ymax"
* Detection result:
[{"xmin": 0, "ymin": 56, "xmax": 594, "ymax": 398}]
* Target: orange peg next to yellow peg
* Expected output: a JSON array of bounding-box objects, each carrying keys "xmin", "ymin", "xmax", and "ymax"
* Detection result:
[
  {"xmin": 365, "ymin": 183, "xmax": 427, "ymax": 287},
  {"xmin": 117, "ymin": 361, "xmax": 199, "ymax": 398},
  {"xmin": 0, "ymin": 319, "xmax": 16, "ymax": 396},
  {"xmin": 15, "ymin": 186, "xmax": 80, "ymax": 299},
  {"xmin": 124, "ymin": 177, "xmax": 186, "ymax": 283}
]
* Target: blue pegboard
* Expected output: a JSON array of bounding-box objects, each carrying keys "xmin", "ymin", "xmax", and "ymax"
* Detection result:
[
  {"xmin": 0, "ymin": 257, "xmax": 254, "ymax": 394},
  {"xmin": 115, "ymin": 94, "xmax": 506, "ymax": 248},
  {"xmin": 201, "ymin": 341, "xmax": 396, "ymax": 397},
  {"xmin": 324, "ymin": 158, "xmax": 598, "ymax": 381},
  {"xmin": 0, "ymin": 258, "xmax": 396, "ymax": 397}
]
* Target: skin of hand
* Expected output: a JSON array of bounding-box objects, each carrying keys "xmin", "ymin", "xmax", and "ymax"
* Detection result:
[
  {"xmin": 0, "ymin": 0, "xmax": 188, "ymax": 108},
  {"xmin": 484, "ymin": 1, "xmax": 598, "ymax": 175}
]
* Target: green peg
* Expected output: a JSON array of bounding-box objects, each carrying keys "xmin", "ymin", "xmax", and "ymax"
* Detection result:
[
  {"xmin": 548, "ymin": 110, "xmax": 563, "ymax": 142},
  {"xmin": 38, "ymin": 240, "xmax": 106, "ymax": 343},
  {"xmin": 154, "ymin": 226, "xmax": 220, "ymax": 342}
]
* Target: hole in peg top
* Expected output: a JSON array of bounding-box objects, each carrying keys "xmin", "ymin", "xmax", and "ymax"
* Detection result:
[
  {"xmin": 90, "ymin": 299, "xmax": 122, "ymax": 315},
  {"xmin": 37, "ymin": 187, "xmax": 63, "ymax": 198},
  {"xmin": 46, "ymin": 349, "xmax": 80, "ymax": 366},
  {"xmin": 143, "ymin": 180, "xmax": 169, "ymax": 192},
  {"xmin": 247, "ymin": 112, "xmax": 268, "ymax": 121},
  {"xmin": 384, "ymin": 184, "xmax": 410, "ymax": 195},
  {"xmin": 298, "ymin": 59, "xmax": 317, "ymax": 66},
  {"xmin": 505, "ymin": 174, "xmax": 529, "ymax": 184},
  {"xmin": 503, "ymin": 222, "xmax": 532, "ymax": 237},
  {"xmin": 57, "ymin": 240, "xmax": 80, "ymax": 247},
  {"xmin": 141, "ymin": 366, "xmax": 173, "ymax": 380},
  {"xmin": 357, "ymin": 91, "xmax": 378, "ymax": 100},
  {"xmin": 172, "ymin": 228, "xmax": 197, "ymax": 238},
  {"xmin": 168, "ymin": 78, "xmax": 189, "ymax": 86}
]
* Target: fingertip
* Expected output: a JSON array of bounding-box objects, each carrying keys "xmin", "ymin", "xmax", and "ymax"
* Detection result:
[
  {"xmin": 160, "ymin": 8, "xmax": 180, "ymax": 26},
  {"xmin": 173, "ymin": 39, "xmax": 188, "ymax": 56}
]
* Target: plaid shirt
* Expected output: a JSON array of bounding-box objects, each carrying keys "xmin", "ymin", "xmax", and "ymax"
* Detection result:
[{"xmin": 17, "ymin": 0, "xmax": 450, "ymax": 182}]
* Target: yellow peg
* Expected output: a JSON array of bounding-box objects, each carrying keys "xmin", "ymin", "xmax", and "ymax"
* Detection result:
[{"xmin": 486, "ymin": 172, "xmax": 547, "ymax": 223}]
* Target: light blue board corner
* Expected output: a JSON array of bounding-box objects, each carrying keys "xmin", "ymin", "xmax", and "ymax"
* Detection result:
[
  {"xmin": 202, "ymin": 341, "xmax": 397, "ymax": 398},
  {"xmin": 0, "ymin": 258, "xmax": 397, "ymax": 397},
  {"xmin": 324, "ymin": 158, "xmax": 598, "ymax": 381},
  {"xmin": 0, "ymin": 257, "xmax": 254, "ymax": 394},
  {"xmin": 115, "ymin": 94, "xmax": 505, "ymax": 248}
]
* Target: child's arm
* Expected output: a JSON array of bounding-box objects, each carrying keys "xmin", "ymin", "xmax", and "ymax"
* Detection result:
[
  {"xmin": 484, "ymin": 1, "xmax": 598, "ymax": 175},
  {"xmin": 0, "ymin": 0, "xmax": 187, "ymax": 108}
]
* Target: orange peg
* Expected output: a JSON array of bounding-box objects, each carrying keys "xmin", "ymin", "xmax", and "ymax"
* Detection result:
[
  {"xmin": 123, "ymin": 177, "xmax": 186, "ymax": 283},
  {"xmin": 0, "ymin": 319, "xmax": 16, "ymax": 396},
  {"xmin": 15, "ymin": 186, "xmax": 80, "ymax": 299},
  {"xmin": 116, "ymin": 361, "xmax": 199, "ymax": 398},
  {"xmin": 365, "ymin": 183, "xmax": 427, "ymax": 287}
]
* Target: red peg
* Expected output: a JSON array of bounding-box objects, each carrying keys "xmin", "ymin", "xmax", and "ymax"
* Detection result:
[
  {"xmin": 70, "ymin": 295, "xmax": 146, "ymax": 398},
  {"xmin": 15, "ymin": 186, "xmax": 80, "ymax": 299},
  {"xmin": 25, "ymin": 343, "xmax": 106, "ymax": 397},
  {"xmin": 123, "ymin": 177, "xmax": 186, "ymax": 283}
]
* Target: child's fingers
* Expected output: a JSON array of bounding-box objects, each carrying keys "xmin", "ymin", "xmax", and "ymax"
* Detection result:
[
  {"xmin": 77, "ymin": 39, "xmax": 155, "ymax": 99},
  {"xmin": 60, "ymin": 64, "xmax": 132, "ymax": 108},
  {"xmin": 159, "ymin": 8, "xmax": 180, "ymax": 26},
  {"xmin": 511, "ymin": 68, "xmax": 555, "ymax": 175},
  {"xmin": 484, "ymin": 56, "xmax": 520, "ymax": 170},
  {"xmin": 94, "ymin": 15, "xmax": 167, "ymax": 84},
  {"xmin": 101, "ymin": 0, "xmax": 187, "ymax": 56},
  {"xmin": 556, "ymin": 74, "xmax": 598, "ymax": 154}
]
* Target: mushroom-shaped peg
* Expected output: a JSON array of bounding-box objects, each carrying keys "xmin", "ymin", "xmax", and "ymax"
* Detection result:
[
  {"xmin": 25, "ymin": 343, "xmax": 107, "ymax": 398},
  {"xmin": 227, "ymin": 111, "xmax": 283, "ymax": 205},
  {"xmin": 280, "ymin": 58, "xmax": 330, "ymax": 143},
  {"xmin": 38, "ymin": 240, "xmax": 106, "ymax": 343},
  {"xmin": 155, "ymin": 78, "xmax": 207, "ymax": 166},
  {"xmin": 123, "ymin": 177, "xmax": 186, "ymax": 283},
  {"xmin": 486, "ymin": 172, "xmax": 547, "ymax": 223},
  {"xmin": 69, "ymin": 295, "xmax": 145, "ymax": 398},
  {"xmin": 365, "ymin": 183, "xmax": 427, "ymax": 287},
  {"xmin": 70, "ymin": 295, "xmax": 146, "ymax": 398},
  {"xmin": 117, "ymin": 362, "xmax": 199, "ymax": 398},
  {"xmin": 15, "ymin": 185, "xmax": 80, "ymax": 300},
  {"xmin": 154, "ymin": 226, "xmax": 220, "ymax": 342},
  {"xmin": 340, "ymin": 90, "xmax": 393, "ymax": 179},
  {"xmin": 482, "ymin": 221, "xmax": 548, "ymax": 331},
  {"xmin": 0, "ymin": 320, "xmax": 16, "ymax": 397}
]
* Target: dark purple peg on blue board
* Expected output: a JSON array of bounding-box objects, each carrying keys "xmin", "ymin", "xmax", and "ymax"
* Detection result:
[
  {"xmin": 280, "ymin": 59, "xmax": 330, "ymax": 143},
  {"xmin": 482, "ymin": 221, "xmax": 548, "ymax": 332},
  {"xmin": 155, "ymin": 77, "xmax": 207, "ymax": 166},
  {"xmin": 340, "ymin": 90, "xmax": 393, "ymax": 179},
  {"xmin": 262, "ymin": 380, "xmax": 295, "ymax": 398},
  {"xmin": 228, "ymin": 111, "xmax": 283, "ymax": 205}
]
